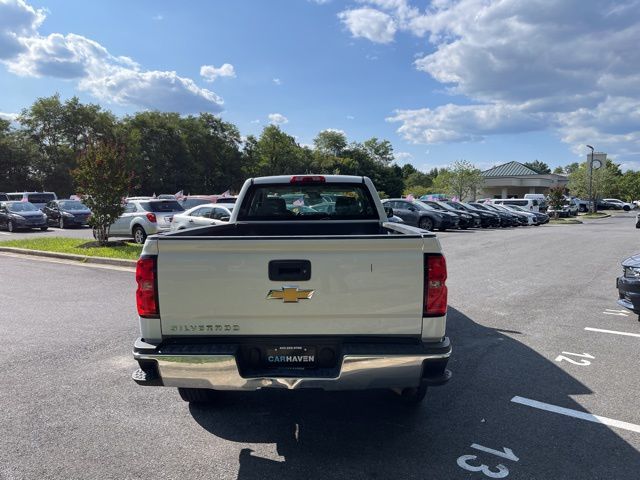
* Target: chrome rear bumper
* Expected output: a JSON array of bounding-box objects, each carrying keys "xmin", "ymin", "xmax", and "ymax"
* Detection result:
[{"xmin": 133, "ymin": 338, "xmax": 451, "ymax": 391}]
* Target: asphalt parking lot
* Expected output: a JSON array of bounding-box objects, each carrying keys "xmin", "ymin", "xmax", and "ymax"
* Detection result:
[{"xmin": 1, "ymin": 216, "xmax": 639, "ymax": 479}]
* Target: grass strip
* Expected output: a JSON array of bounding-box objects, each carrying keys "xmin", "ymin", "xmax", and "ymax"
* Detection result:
[{"xmin": 0, "ymin": 237, "xmax": 142, "ymax": 260}]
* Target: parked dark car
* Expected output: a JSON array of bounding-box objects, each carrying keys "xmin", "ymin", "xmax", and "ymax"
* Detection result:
[
  {"xmin": 0, "ymin": 193, "xmax": 8, "ymax": 202},
  {"xmin": 509, "ymin": 204, "xmax": 550, "ymax": 224},
  {"xmin": 452, "ymin": 202, "xmax": 501, "ymax": 228},
  {"xmin": 0, "ymin": 201, "xmax": 48, "ymax": 232},
  {"xmin": 471, "ymin": 202, "xmax": 519, "ymax": 227},
  {"xmin": 617, "ymin": 254, "xmax": 640, "ymax": 318},
  {"xmin": 43, "ymin": 200, "xmax": 92, "ymax": 229},
  {"xmin": 382, "ymin": 199, "xmax": 459, "ymax": 231},
  {"xmin": 442, "ymin": 201, "xmax": 483, "ymax": 228},
  {"xmin": 422, "ymin": 200, "xmax": 475, "ymax": 229},
  {"xmin": 493, "ymin": 204, "xmax": 530, "ymax": 225}
]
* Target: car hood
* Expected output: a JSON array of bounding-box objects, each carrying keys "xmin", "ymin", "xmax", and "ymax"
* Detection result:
[
  {"xmin": 622, "ymin": 255, "xmax": 640, "ymax": 268},
  {"xmin": 13, "ymin": 211, "xmax": 44, "ymax": 217}
]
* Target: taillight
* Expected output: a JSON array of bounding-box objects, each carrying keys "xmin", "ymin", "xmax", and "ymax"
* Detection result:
[
  {"xmin": 424, "ymin": 254, "xmax": 447, "ymax": 316},
  {"xmin": 290, "ymin": 175, "xmax": 325, "ymax": 183},
  {"xmin": 136, "ymin": 256, "xmax": 159, "ymax": 317},
  {"xmin": 146, "ymin": 212, "xmax": 157, "ymax": 223}
]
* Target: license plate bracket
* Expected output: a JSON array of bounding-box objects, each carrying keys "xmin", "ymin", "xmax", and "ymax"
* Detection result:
[{"xmin": 265, "ymin": 346, "xmax": 316, "ymax": 367}]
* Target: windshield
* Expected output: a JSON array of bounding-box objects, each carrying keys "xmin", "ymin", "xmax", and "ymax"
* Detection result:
[
  {"xmin": 238, "ymin": 183, "xmax": 378, "ymax": 220},
  {"xmin": 7, "ymin": 202, "xmax": 39, "ymax": 212},
  {"xmin": 59, "ymin": 200, "xmax": 87, "ymax": 210},
  {"xmin": 27, "ymin": 193, "xmax": 55, "ymax": 204},
  {"xmin": 413, "ymin": 201, "xmax": 435, "ymax": 211},
  {"xmin": 461, "ymin": 203, "xmax": 479, "ymax": 212},
  {"xmin": 141, "ymin": 201, "xmax": 185, "ymax": 213},
  {"xmin": 445, "ymin": 201, "xmax": 465, "ymax": 211}
]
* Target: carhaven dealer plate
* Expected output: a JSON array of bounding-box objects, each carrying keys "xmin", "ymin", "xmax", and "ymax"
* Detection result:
[{"xmin": 265, "ymin": 346, "xmax": 316, "ymax": 366}]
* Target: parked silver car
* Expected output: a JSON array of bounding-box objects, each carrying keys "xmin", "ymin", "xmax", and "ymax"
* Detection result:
[{"xmin": 109, "ymin": 199, "xmax": 185, "ymax": 244}]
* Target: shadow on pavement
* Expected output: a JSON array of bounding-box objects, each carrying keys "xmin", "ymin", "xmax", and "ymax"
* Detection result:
[{"xmin": 188, "ymin": 307, "xmax": 640, "ymax": 480}]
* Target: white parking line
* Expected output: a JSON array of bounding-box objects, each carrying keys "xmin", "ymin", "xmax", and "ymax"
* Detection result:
[
  {"xmin": 584, "ymin": 327, "xmax": 640, "ymax": 338},
  {"xmin": 511, "ymin": 396, "xmax": 640, "ymax": 433}
]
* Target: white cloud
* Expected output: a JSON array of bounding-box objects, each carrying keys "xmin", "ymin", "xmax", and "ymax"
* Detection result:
[
  {"xmin": 0, "ymin": 0, "xmax": 45, "ymax": 60},
  {"xmin": 200, "ymin": 63, "xmax": 236, "ymax": 82},
  {"xmin": 268, "ymin": 113, "xmax": 288, "ymax": 125},
  {"xmin": 250, "ymin": 119, "xmax": 260, "ymax": 124},
  {"xmin": 321, "ymin": 128, "xmax": 346, "ymax": 135},
  {"xmin": 395, "ymin": 151, "xmax": 413, "ymax": 161},
  {"xmin": 348, "ymin": 0, "xmax": 640, "ymax": 160},
  {"xmin": 388, "ymin": 103, "xmax": 549, "ymax": 144},
  {"xmin": 346, "ymin": 115, "xmax": 355, "ymax": 120},
  {"xmin": 272, "ymin": 77, "xmax": 282, "ymax": 85},
  {"xmin": 0, "ymin": 111, "xmax": 18, "ymax": 122},
  {"xmin": 338, "ymin": 8, "xmax": 397, "ymax": 44},
  {"xmin": 152, "ymin": 14, "xmax": 163, "ymax": 21},
  {"xmin": 0, "ymin": 0, "xmax": 225, "ymax": 113}
]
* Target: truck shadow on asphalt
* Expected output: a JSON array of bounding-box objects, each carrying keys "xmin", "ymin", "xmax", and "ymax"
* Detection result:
[{"xmin": 188, "ymin": 307, "xmax": 640, "ymax": 480}]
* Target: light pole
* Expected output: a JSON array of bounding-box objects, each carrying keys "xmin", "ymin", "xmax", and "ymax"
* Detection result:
[{"xmin": 586, "ymin": 145, "xmax": 595, "ymax": 213}]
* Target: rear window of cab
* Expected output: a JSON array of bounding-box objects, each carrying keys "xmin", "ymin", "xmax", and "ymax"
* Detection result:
[{"xmin": 237, "ymin": 183, "xmax": 378, "ymax": 221}]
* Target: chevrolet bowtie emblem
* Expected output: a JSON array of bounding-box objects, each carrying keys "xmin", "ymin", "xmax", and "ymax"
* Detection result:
[{"xmin": 267, "ymin": 286, "xmax": 315, "ymax": 303}]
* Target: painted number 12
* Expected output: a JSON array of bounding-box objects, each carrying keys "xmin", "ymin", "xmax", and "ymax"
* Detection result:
[{"xmin": 555, "ymin": 351, "xmax": 594, "ymax": 366}]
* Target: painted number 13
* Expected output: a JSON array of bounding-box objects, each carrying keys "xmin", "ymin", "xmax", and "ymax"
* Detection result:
[{"xmin": 457, "ymin": 444, "xmax": 519, "ymax": 478}]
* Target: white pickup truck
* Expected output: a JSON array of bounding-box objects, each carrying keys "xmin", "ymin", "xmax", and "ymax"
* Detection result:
[{"xmin": 132, "ymin": 175, "xmax": 452, "ymax": 403}]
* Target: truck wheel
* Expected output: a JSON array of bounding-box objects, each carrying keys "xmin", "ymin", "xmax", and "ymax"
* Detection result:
[
  {"xmin": 419, "ymin": 217, "xmax": 434, "ymax": 231},
  {"xmin": 133, "ymin": 225, "xmax": 147, "ymax": 244},
  {"xmin": 178, "ymin": 387, "xmax": 217, "ymax": 403},
  {"xmin": 400, "ymin": 384, "xmax": 428, "ymax": 404}
]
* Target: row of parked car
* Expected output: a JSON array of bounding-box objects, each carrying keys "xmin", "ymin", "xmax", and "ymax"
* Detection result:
[{"xmin": 382, "ymin": 198, "xmax": 550, "ymax": 230}]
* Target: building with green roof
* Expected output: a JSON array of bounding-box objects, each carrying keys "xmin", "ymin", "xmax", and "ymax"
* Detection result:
[{"xmin": 479, "ymin": 161, "xmax": 569, "ymax": 199}]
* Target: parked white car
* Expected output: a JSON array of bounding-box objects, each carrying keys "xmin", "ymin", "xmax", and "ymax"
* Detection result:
[
  {"xmin": 491, "ymin": 198, "xmax": 541, "ymax": 213},
  {"xmin": 170, "ymin": 203, "xmax": 233, "ymax": 231},
  {"xmin": 603, "ymin": 198, "xmax": 634, "ymax": 211}
]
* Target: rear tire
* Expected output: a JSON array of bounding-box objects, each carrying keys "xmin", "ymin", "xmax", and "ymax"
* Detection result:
[
  {"xmin": 40, "ymin": 226, "xmax": 48, "ymax": 231},
  {"xmin": 178, "ymin": 388, "xmax": 218, "ymax": 404},
  {"xmin": 59, "ymin": 217, "xmax": 65, "ymax": 229},
  {"xmin": 400, "ymin": 384, "xmax": 428, "ymax": 404},
  {"xmin": 7, "ymin": 221, "xmax": 14, "ymax": 232},
  {"xmin": 418, "ymin": 217, "xmax": 434, "ymax": 231},
  {"xmin": 624, "ymin": 205, "xmax": 630, "ymax": 211},
  {"xmin": 133, "ymin": 225, "xmax": 147, "ymax": 244}
]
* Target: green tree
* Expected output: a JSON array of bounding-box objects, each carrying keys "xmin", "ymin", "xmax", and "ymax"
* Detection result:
[
  {"xmin": 432, "ymin": 160, "xmax": 483, "ymax": 200},
  {"xmin": 18, "ymin": 94, "xmax": 115, "ymax": 196},
  {"xmin": 552, "ymin": 166, "xmax": 564, "ymax": 174},
  {"xmin": 564, "ymin": 162, "xmax": 580, "ymax": 174},
  {"xmin": 313, "ymin": 130, "xmax": 347, "ymax": 157},
  {"xmin": 73, "ymin": 142, "xmax": 131, "ymax": 245},
  {"xmin": 253, "ymin": 125, "xmax": 308, "ymax": 176},
  {"xmin": 568, "ymin": 159, "xmax": 620, "ymax": 203},
  {"xmin": 523, "ymin": 160, "xmax": 551, "ymax": 174},
  {"xmin": 547, "ymin": 186, "xmax": 565, "ymax": 218}
]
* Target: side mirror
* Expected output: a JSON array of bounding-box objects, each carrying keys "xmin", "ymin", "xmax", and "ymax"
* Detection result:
[
  {"xmin": 220, "ymin": 216, "xmax": 230, "ymax": 222},
  {"xmin": 384, "ymin": 206, "xmax": 394, "ymax": 218}
]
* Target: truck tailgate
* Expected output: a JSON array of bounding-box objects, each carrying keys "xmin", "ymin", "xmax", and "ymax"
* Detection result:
[{"xmin": 156, "ymin": 235, "xmax": 439, "ymax": 337}]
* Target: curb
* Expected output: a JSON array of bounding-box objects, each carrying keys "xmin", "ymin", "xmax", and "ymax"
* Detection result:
[
  {"xmin": 578, "ymin": 213, "xmax": 611, "ymax": 220},
  {"xmin": 0, "ymin": 246, "xmax": 137, "ymax": 267}
]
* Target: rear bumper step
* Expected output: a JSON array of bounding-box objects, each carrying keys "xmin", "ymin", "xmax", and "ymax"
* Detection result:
[{"xmin": 132, "ymin": 337, "xmax": 451, "ymax": 391}]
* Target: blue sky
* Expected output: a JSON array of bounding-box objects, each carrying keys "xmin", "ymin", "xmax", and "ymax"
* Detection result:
[{"xmin": 2, "ymin": 0, "xmax": 640, "ymax": 171}]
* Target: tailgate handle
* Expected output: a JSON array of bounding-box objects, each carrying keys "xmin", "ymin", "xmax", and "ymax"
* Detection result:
[{"xmin": 269, "ymin": 260, "xmax": 311, "ymax": 281}]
